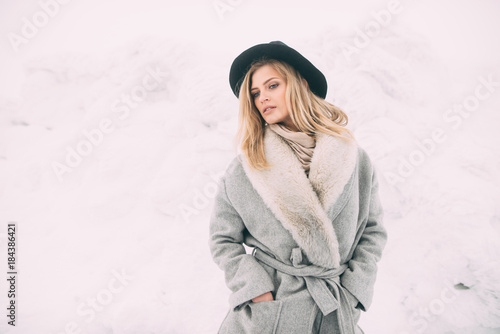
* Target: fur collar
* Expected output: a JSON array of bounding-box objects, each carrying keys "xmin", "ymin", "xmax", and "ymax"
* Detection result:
[{"xmin": 241, "ymin": 126, "xmax": 358, "ymax": 268}]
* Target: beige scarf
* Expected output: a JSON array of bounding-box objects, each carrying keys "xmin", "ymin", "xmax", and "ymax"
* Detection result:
[{"xmin": 268, "ymin": 123, "xmax": 316, "ymax": 176}]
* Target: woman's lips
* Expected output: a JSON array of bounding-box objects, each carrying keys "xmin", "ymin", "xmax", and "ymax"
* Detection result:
[{"xmin": 263, "ymin": 107, "xmax": 276, "ymax": 114}]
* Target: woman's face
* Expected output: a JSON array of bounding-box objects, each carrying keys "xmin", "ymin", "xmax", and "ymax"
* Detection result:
[{"xmin": 250, "ymin": 64, "xmax": 298, "ymax": 131}]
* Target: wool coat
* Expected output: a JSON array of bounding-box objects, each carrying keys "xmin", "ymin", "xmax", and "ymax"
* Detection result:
[{"xmin": 209, "ymin": 126, "xmax": 387, "ymax": 334}]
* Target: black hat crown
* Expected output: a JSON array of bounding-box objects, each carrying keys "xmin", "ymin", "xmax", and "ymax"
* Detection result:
[{"xmin": 229, "ymin": 41, "xmax": 327, "ymax": 99}]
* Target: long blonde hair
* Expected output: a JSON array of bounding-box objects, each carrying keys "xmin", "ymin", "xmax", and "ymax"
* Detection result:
[{"xmin": 236, "ymin": 58, "xmax": 355, "ymax": 170}]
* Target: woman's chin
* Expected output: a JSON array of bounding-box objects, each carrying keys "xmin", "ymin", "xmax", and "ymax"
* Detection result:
[{"xmin": 265, "ymin": 118, "xmax": 280, "ymax": 126}]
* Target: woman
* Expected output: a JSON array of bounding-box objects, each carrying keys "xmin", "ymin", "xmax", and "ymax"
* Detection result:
[{"xmin": 209, "ymin": 41, "xmax": 387, "ymax": 333}]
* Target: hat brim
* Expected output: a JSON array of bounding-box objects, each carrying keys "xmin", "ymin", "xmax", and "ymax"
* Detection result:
[{"xmin": 229, "ymin": 41, "xmax": 327, "ymax": 99}]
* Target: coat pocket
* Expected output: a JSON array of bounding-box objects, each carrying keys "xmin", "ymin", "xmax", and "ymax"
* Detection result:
[
  {"xmin": 274, "ymin": 291, "xmax": 317, "ymax": 333},
  {"xmin": 219, "ymin": 300, "xmax": 283, "ymax": 334},
  {"xmin": 247, "ymin": 300, "xmax": 283, "ymax": 333},
  {"xmin": 343, "ymin": 287, "xmax": 361, "ymax": 325},
  {"xmin": 219, "ymin": 291, "xmax": 318, "ymax": 334},
  {"xmin": 344, "ymin": 287, "xmax": 358, "ymax": 309},
  {"xmin": 249, "ymin": 293, "xmax": 317, "ymax": 334}
]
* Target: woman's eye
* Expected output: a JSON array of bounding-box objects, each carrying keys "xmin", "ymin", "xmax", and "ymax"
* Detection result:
[
  {"xmin": 252, "ymin": 92, "xmax": 260, "ymax": 98},
  {"xmin": 270, "ymin": 83, "xmax": 278, "ymax": 89}
]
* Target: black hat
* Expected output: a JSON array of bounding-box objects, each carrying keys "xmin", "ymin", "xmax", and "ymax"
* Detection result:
[{"xmin": 229, "ymin": 41, "xmax": 327, "ymax": 99}]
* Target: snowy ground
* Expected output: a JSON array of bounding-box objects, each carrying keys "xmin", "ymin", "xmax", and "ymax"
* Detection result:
[{"xmin": 0, "ymin": 0, "xmax": 499, "ymax": 333}]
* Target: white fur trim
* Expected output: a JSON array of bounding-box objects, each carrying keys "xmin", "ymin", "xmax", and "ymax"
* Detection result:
[{"xmin": 241, "ymin": 127, "xmax": 358, "ymax": 268}]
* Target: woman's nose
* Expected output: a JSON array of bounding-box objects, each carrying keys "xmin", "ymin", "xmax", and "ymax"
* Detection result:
[{"xmin": 259, "ymin": 93, "xmax": 269, "ymax": 103}]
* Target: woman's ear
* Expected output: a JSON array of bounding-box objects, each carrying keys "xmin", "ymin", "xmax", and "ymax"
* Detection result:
[{"xmin": 302, "ymin": 78, "xmax": 309, "ymax": 88}]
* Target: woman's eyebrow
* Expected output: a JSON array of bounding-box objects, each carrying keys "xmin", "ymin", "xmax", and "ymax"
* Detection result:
[{"xmin": 251, "ymin": 77, "xmax": 279, "ymax": 91}]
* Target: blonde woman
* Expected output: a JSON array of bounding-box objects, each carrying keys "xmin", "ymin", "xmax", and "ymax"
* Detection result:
[{"xmin": 209, "ymin": 41, "xmax": 387, "ymax": 334}]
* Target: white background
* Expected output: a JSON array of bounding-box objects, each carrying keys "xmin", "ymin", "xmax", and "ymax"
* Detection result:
[{"xmin": 0, "ymin": 0, "xmax": 499, "ymax": 333}]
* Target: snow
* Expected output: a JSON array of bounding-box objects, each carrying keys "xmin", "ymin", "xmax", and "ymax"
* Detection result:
[{"xmin": 0, "ymin": 0, "xmax": 499, "ymax": 333}]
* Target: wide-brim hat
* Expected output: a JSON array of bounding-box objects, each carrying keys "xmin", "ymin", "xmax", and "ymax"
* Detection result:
[{"xmin": 229, "ymin": 40, "xmax": 327, "ymax": 99}]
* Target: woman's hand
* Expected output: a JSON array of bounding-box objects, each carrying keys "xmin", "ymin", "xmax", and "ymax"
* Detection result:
[{"xmin": 252, "ymin": 291, "xmax": 273, "ymax": 303}]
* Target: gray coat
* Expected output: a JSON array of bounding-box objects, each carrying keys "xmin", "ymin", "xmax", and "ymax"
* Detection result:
[{"xmin": 209, "ymin": 126, "xmax": 387, "ymax": 333}]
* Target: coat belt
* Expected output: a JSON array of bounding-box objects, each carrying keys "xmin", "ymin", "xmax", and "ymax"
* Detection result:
[{"xmin": 252, "ymin": 247, "xmax": 356, "ymax": 334}]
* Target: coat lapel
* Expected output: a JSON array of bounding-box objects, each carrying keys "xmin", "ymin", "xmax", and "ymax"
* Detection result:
[{"xmin": 241, "ymin": 126, "xmax": 358, "ymax": 268}]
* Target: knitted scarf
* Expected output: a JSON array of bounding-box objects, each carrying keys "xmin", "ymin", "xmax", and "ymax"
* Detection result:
[{"xmin": 268, "ymin": 123, "xmax": 316, "ymax": 176}]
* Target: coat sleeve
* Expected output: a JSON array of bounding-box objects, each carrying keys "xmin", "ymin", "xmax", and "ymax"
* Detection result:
[
  {"xmin": 208, "ymin": 172, "xmax": 275, "ymax": 310},
  {"xmin": 340, "ymin": 164, "xmax": 387, "ymax": 312}
]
